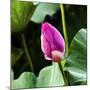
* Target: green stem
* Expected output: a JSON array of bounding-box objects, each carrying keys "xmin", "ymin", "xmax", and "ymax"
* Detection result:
[
  {"xmin": 21, "ymin": 33, "xmax": 34, "ymax": 72},
  {"xmin": 58, "ymin": 62, "xmax": 68, "ymax": 86},
  {"xmin": 60, "ymin": 4, "xmax": 69, "ymax": 57}
]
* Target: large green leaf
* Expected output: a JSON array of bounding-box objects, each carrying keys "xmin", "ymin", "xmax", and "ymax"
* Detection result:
[
  {"xmin": 11, "ymin": 47, "xmax": 23, "ymax": 66},
  {"xmin": 31, "ymin": 3, "xmax": 59, "ymax": 23},
  {"xmin": 12, "ymin": 72, "xmax": 36, "ymax": 89},
  {"xmin": 11, "ymin": 0, "xmax": 36, "ymax": 32},
  {"xmin": 36, "ymin": 62, "xmax": 64, "ymax": 87},
  {"xmin": 65, "ymin": 29, "xmax": 87, "ymax": 85}
]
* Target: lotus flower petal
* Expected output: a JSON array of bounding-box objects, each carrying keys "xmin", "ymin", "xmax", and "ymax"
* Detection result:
[
  {"xmin": 41, "ymin": 22, "xmax": 65, "ymax": 62},
  {"xmin": 41, "ymin": 34, "xmax": 51, "ymax": 58}
]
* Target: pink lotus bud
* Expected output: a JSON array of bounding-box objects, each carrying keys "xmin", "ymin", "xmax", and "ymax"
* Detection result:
[{"xmin": 41, "ymin": 22, "xmax": 65, "ymax": 62}]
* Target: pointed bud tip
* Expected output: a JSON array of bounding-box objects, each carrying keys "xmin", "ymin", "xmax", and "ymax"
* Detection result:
[{"xmin": 41, "ymin": 22, "xmax": 50, "ymax": 32}]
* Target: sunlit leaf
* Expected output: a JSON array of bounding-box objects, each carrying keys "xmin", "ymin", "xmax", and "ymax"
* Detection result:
[
  {"xmin": 12, "ymin": 72, "xmax": 36, "ymax": 89},
  {"xmin": 65, "ymin": 29, "xmax": 87, "ymax": 85},
  {"xmin": 36, "ymin": 62, "xmax": 65, "ymax": 87},
  {"xmin": 11, "ymin": 0, "xmax": 36, "ymax": 32},
  {"xmin": 31, "ymin": 3, "xmax": 59, "ymax": 23}
]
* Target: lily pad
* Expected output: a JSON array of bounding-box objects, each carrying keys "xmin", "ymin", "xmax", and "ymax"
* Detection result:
[
  {"xmin": 31, "ymin": 3, "xmax": 59, "ymax": 23},
  {"xmin": 65, "ymin": 29, "xmax": 87, "ymax": 85},
  {"xmin": 36, "ymin": 62, "xmax": 65, "ymax": 87},
  {"xmin": 12, "ymin": 72, "xmax": 36, "ymax": 89},
  {"xmin": 11, "ymin": 0, "xmax": 36, "ymax": 32}
]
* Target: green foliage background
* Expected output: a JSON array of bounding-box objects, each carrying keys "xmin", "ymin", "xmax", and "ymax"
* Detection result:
[{"xmin": 11, "ymin": 0, "xmax": 87, "ymax": 89}]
